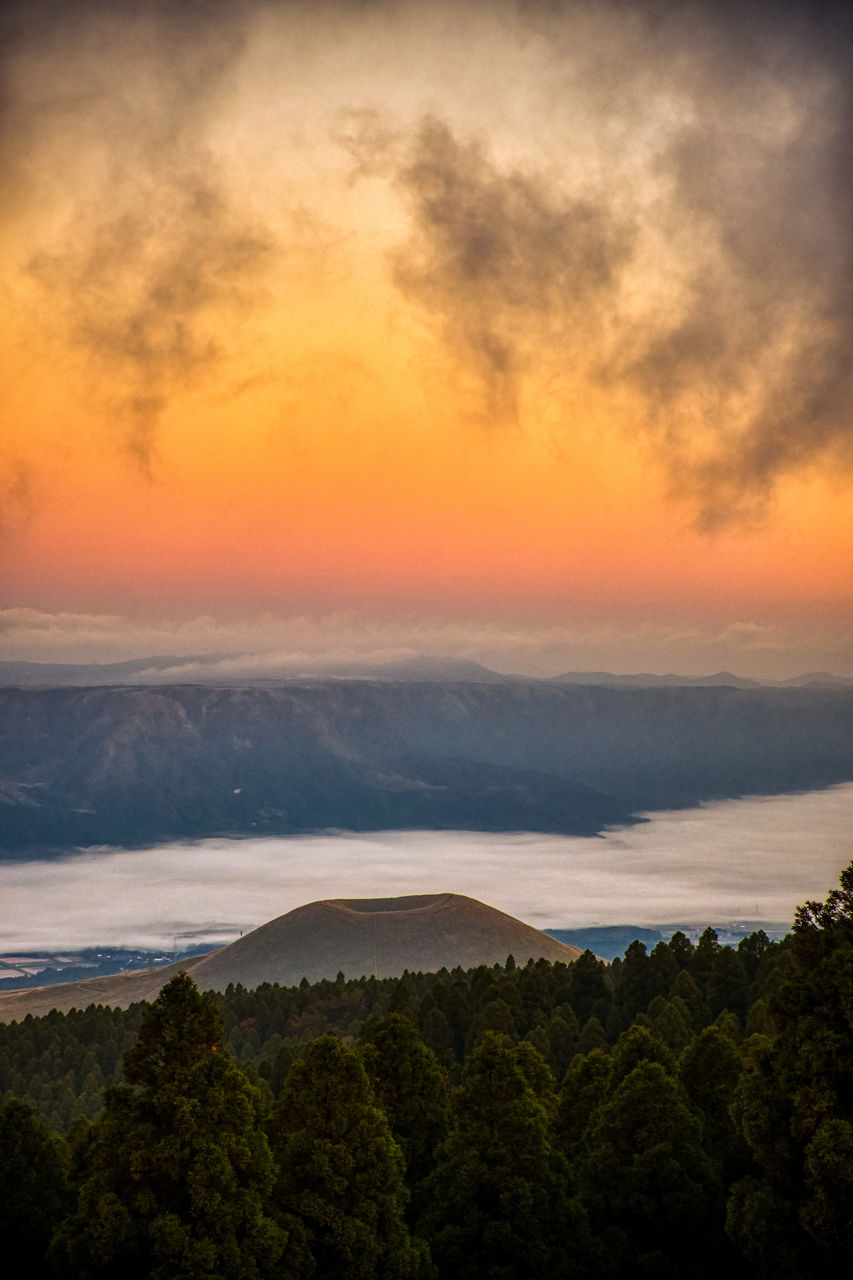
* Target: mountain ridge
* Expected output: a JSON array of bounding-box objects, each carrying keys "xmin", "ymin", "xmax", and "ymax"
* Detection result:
[
  {"xmin": 2, "ymin": 656, "xmax": 852, "ymax": 688},
  {"xmin": 2, "ymin": 681, "xmax": 853, "ymax": 853}
]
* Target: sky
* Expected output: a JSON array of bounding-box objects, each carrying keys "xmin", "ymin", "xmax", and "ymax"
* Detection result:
[
  {"xmin": 2, "ymin": 785, "xmax": 852, "ymax": 950},
  {"xmin": 2, "ymin": 0, "xmax": 853, "ymax": 679}
]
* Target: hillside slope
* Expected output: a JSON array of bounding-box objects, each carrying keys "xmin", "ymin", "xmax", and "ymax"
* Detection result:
[
  {"xmin": 0, "ymin": 893, "xmax": 582, "ymax": 1019},
  {"xmin": 1, "ymin": 681, "xmax": 852, "ymax": 852}
]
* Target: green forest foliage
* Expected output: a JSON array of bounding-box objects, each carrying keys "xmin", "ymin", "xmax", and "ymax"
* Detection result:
[
  {"xmin": 2, "ymin": 863, "xmax": 853, "ymax": 1277},
  {"xmin": 51, "ymin": 974, "xmax": 284, "ymax": 1280}
]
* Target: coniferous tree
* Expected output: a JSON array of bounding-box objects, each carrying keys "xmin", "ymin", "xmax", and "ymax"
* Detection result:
[
  {"xmin": 360, "ymin": 1013, "xmax": 450, "ymax": 1200},
  {"xmin": 693, "ymin": 926, "xmax": 722, "ymax": 993},
  {"xmin": 54, "ymin": 972, "xmax": 286, "ymax": 1280},
  {"xmin": 567, "ymin": 950, "xmax": 611, "ymax": 1025},
  {"xmin": 706, "ymin": 948, "xmax": 749, "ymax": 1021},
  {"xmin": 647, "ymin": 995, "xmax": 692, "ymax": 1052},
  {"xmin": 556, "ymin": 1046, "xmax": 610, "ymax": 1159},
  {"xmin": 0, "ymin": 1096, "xmax": 71, "ymax": 1279},
  {"xmin": 269, "ymin": 1034, "xmax": 424, "ymax": 1280},
  {"xmin": 679, "ymin": 1025, "xmax": 747, "ymax": 1186},
  {"xmin": 465, "ymin": 996, "xmax": 517, "ymax": 1053},
  {"xmin": 668, "ymin": 930, "xmax": 694, "ymax": 970},
  {"xmin": 613, "ymin": 941, "xmax": 656, "ymax": 1029},
  {"xmin": 728, "ymin": 862, "xmax": 853, "ymax": 1276},
  {"xmin": 583, "ymin": 1059, "xmax": 721, "ymax": 1277},
  {"xmin": 607, "ymin": 1023, "xmax": 676, "ymax": 1084},
  {"xmin": 557, "ymin": 1026, "xmax": 724, "ymax": 1276},
  {"xmin": 420, "ymin": 1032, "xmax": 591, "ymax": 1280},
  {"xmin": 420, "ymin": 1004, "xmax": 454, "ymax": 1064},
  {"xmin": 577, "ymin": 1016, "xmax": 607, "ymax": 1054},
  {"xmin": 668, "ymin": 967, "xmax": 708, "ymax": 1030},
  {"xmin": 543, "ymin": 1005, "xmax": 580, "ymax": 1078},
  {"xmin": 737, "ymin": 929, "xmax": 771, "ymax": 983},
  {"xmin": 647, "ymin": 940, "xmax": 679, "ymax": 993}
]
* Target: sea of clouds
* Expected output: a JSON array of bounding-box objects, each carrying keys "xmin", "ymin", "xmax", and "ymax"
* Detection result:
[{"xmin": 2, "ymin": 784, "xmax": 852, "ymax": 951}]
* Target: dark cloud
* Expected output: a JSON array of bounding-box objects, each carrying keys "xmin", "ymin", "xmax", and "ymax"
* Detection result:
[
  {"xmin": 0, "ymin": 457, "xmax": 34, "ymax": 535},
  {"xmin": 28, "ymin": 178, "xmax": 275, "ymax": 474},
  {"xmin": 4, "ymin": 0, "xmax": 853, "ymax": 520},
  {"xmin": 3, "ymin": 0, "xmax": 274, "ymax": 473},
  {"xmin": 341, "ymin": 0, "xmax": 853, "ymax": 526},
  {"xmin": 610, "ymin": 4, "xmax": 853, "ymax": 527},
  {"xmin": 371, "ymin": 115, "xmax": 633, "ymax": 424}
]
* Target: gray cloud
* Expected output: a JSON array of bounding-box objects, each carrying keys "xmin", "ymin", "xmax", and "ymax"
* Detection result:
[
  {"xmin": 382, "ymin": 115, "xmax": 633, "ymax": 424},
  {"xmin": 0, "ymin": 456, "xmax": 34, "ymax": 535},
  {"xmin": 339, "ymin": 0, "xmax": 853, "ymax": 525},
  {"xmin": 613, "ymin": 11, "xmax": 853, "ymax": 528},
  {"xmin": 28, "ymin": 179, "xmax": 276, "ymax": 474},
  {"xmin": 5, "ymin": 0, "xmax": 275, "ymax": 473},
  {"xmin": 5, "ymin": 0, "xmax": 853, "ymax": 517}
]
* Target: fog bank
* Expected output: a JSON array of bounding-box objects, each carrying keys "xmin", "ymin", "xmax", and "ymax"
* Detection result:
[{"xmin": 2, "ymin": 784, "xmax": 852, "ymax": 951}]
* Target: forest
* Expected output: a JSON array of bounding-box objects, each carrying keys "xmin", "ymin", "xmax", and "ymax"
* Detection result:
[{"xmin": 2, "ymin": 862, "xmax": 852, "ymax": 1279}]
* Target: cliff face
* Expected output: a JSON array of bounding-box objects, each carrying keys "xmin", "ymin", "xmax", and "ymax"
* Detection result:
[
  {"xmin": 1, "ymin": 681, "xmax": 852, "ymax": 852},
  {"xmin": 0, "ymin": 893, "xmax": 582, "ymax": 1019}
]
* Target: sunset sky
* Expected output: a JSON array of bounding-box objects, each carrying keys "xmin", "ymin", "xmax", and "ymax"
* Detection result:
[{"xmin": 2, "ymin": 0, "xmax": 852, "ymax": 678}]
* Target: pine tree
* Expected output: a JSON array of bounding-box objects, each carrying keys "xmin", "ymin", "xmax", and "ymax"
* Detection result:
[
  {"xmin": 583, "ymin": 1059, "xmax": 721, "ymax": 1276},
  {"xmin": 679, "ymin": 1027, "xmax": 747, "ymax": 1187},
  {"xmin": 269, "ymin": 1034, "xmax": 424, "ymax": 1279},
  {"xmin": 647, "ymin": 996, "xmax": 692, "ymax": 1053},
  {"xmin": 556, "ymin": 1046, "xmax": 610, "ymax": 1158},
  {"xmin": 614, "ymin": 941, "xmax": 657, "ymax": 1029},
  {"xmin": 728, "ymin": 862, "xmax": 853, "ymax": 1276},
  {"xmin": 0, "ymin": 1097, "xmax": 71, "ymax": 1279},
  {"xmin": 567, "ymin": 950, "xmax": 611, "ymax": 1025},
  {"xmin": 53, "ymin": 972, "xmax": 286, "ymax": 1280},
  {"xmin": 420, "ymin": 1032, "xmax": 591, "ymax": 1279},
  {"xmin": 543, "ymin": 1005, "xmax": 579, "ymax": 1077},
  {"xmin": 360, "ymin": 1013, "xmax": 450, "ymax": 1199},
  {"xmin": 706, "ymin": 948, "xmax": 749, "ymax": 1020}
]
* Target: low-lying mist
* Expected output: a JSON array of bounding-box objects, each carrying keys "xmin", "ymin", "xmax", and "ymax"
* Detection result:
[{"xmin": 2, "ymin": 784, "xmax": 852, "ymax": 953}]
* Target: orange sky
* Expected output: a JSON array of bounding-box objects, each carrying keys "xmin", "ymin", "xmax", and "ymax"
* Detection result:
[{"xmin": 2, "ymin": 0, "xmax": 852, "ymax": 677}]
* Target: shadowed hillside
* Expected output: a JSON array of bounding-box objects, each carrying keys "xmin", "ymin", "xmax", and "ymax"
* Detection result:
[
  {"xmin": 0, "ymin": 893, "xmax": 582, "ymax": 1019},
  {"xmin": 1, "ymin": 681, "xmax": 852, "ymax": 852}
]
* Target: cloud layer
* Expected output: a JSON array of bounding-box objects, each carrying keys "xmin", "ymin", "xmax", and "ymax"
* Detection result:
[
  {"xmin": 337, "ymin": 1, "xmax": 853, "ymax": 525},
  {"xmin": 2, "ymin": 606, "xmax": 851, "ymax": 681},
  {"xmin": 1, "ymin": 784, "xmax": 851, "ymax": 949},
  {"xmin": 4, "ymin": 0, "xmax": 851, "ymax": 514}
]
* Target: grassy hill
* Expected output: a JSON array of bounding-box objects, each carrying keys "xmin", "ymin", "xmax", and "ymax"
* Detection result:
[{"xmin": 0, "ymin": 892, "xmax": 581, "ymax": 1019}]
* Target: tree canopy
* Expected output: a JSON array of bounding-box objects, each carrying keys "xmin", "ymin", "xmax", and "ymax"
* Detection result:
[
  {"xmin": 3, "ymin": 861, "xmax": 853, "ymax": 1279},
  {"xmin": 53, "ymin": 972, "xmax": 285, "ymax": 1280},
  {"xmin": 269, "ymin": 1034, "xmax": 424, "ymax": 1279}
]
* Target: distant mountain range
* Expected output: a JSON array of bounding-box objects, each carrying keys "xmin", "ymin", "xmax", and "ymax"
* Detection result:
[
  {"xmin": 1, "ymin": 680, "xmax": 852, "ymax": 853},
  {"xmin": 546, "ymin": 669, "xmax": 853, "ymax": 689},
  {"xmin": 1, "ymin": 656, "xmax": 851, "ymax": 688},
  {"xmin": 0, "ymin": 893, "xmax": 582, "ymax": 1020}
]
